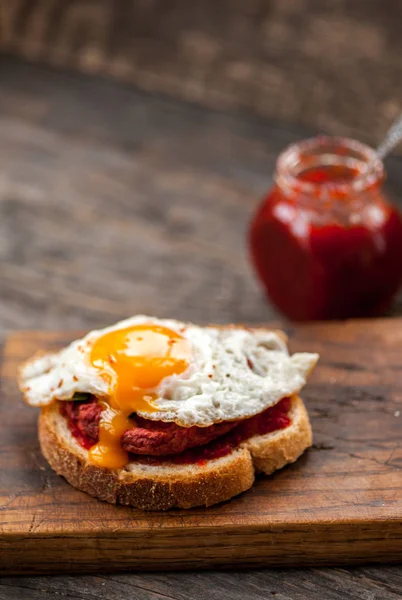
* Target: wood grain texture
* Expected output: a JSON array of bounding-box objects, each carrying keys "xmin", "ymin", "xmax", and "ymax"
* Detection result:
[
  {"xmin": 2, "ymin": 319, "xmax": 402, "ymax": 574},
  {"xmin": 2, "ymin": 567, "xmax": 402, "ymax": 600},
  {"xmin": 1, "ymin": 55, "xmax": 402, "ymax": 343},
  {"xmin": 1, "ymin": 0, "xmax": 402, "ymax": 145},
  {"xmin": 0, "ymin": 55, "xmax": 300, "ymax": 336},
  {"xmin": 1, "ymin": 56, "xmax": 402, "ymax": 597}
]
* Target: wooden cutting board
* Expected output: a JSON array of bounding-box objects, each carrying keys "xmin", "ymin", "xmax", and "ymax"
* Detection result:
[{"xmin": 2, "ymin": 319, "xmax": 402, "ymax": 574}]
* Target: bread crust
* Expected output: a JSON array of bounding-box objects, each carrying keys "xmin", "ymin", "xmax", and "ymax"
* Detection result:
[{"xmin": 38, "ymin": 395, "xmax": 312, "ymax": 510}]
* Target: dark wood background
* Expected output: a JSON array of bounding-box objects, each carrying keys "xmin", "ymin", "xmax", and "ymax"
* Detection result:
[
  {"xmin": 1, "ymin": 0, "xmax": 402, "ymax": 145},
  {"xmin": 2, "ymin": 49, "xmax": 402, "ymax": 599}
]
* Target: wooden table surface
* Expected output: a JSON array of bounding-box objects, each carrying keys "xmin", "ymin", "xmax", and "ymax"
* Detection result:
[{"xmin": 2, "ymin": 55, "xmax": 402, "ymax": 599}]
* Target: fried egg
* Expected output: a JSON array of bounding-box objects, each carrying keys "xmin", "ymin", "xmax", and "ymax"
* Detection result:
[{"xmin": 19, "ymin": 316, "xmax": 318, "ymax": 427}]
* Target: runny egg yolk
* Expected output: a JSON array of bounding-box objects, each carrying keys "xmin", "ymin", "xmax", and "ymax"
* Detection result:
[{"xmin": 87, "ymin": 324, "xmax": 191, "ymax": 468}]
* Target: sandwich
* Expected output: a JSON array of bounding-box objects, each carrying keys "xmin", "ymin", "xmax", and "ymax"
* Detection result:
[{"xmin": 19, "ymin": 316, "xmax": 318, "ymax": 510}]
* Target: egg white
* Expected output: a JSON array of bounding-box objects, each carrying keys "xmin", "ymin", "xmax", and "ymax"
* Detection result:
[{"xmin": 19, "ymin": 316, "xmax": 318, "ymax": 427}]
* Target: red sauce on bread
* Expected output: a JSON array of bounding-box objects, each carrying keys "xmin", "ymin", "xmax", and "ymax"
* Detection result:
[
  {"xmin": 141, "ymin": 396, "xmax": 291, "ymax": 466},
  {"xmin": 61, "ymin": 400, "xmax": 102, "ymax": 450},
  {"xmin": 61, "ymin": 397, "xmax": 292, "ymax": 465}
]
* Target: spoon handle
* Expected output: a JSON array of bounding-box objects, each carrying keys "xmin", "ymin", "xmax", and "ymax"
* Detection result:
[{"xmin": 376, "ymin": 113, "xmax": 402, "ymax": 160}]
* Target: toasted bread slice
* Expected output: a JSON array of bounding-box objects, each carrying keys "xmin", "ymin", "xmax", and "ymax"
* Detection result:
[{"xmin": 38, "ymin": 395, "xmax": 312, "ymax": 510}]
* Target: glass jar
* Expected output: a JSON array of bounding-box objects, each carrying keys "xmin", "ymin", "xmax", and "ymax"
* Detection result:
[{"xmin": 249, "ymin": 136, "xmax": 402, "ymax": 320}]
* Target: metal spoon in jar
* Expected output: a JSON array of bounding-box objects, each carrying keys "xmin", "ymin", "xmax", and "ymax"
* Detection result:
[{"xmin": 376, "ymin": 113, "xmax": 402, "ymax": 160}]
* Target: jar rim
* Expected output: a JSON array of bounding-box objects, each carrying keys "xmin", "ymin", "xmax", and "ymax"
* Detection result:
[{"xmin": 276, "ymin": 136, "xmax": 384, "ymax": 196}]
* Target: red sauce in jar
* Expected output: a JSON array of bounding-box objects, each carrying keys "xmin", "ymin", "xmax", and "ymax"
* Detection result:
[{"xmin": 249, "ymin": 137, "xmax": 402, "ymax": 320}]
